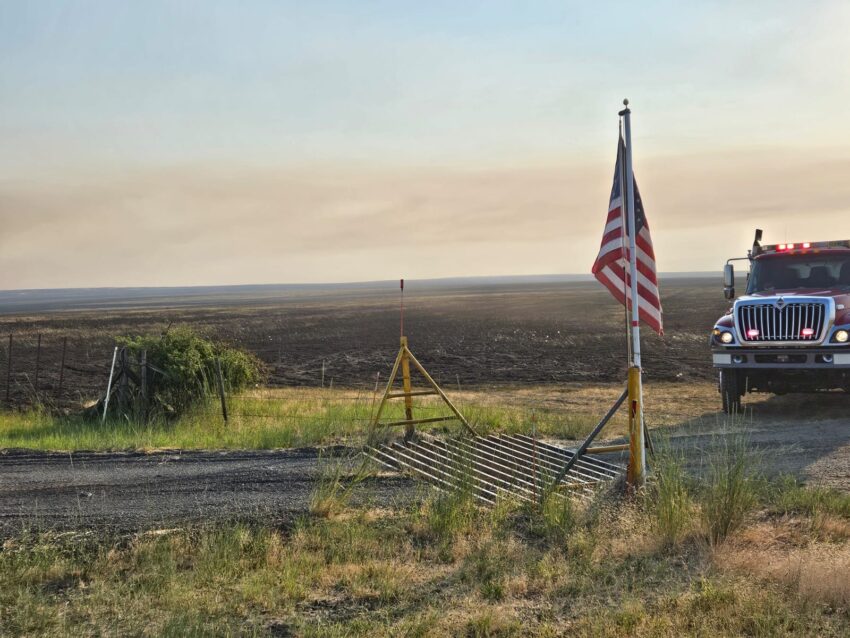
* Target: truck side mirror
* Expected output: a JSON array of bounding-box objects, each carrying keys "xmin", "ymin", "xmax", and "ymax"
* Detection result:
[{"xmin": 723, "ymin": 264, "xmax": 735, "ymax": 300}]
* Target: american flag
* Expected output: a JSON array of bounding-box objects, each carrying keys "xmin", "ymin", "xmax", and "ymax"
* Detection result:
[{"xmin": 591, "ymin": 136, "xmax": 663, "ymax": 335}]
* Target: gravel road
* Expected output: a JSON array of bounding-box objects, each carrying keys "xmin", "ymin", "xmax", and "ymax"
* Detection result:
[
  {"xmin": 602, "ymin": 394, "xmax": 850, "ymax": 489},
  {"xmin": 665, "ymin": 414, "xmax": 850, "ymax": 490},
  {"xmin": 2, "ymin": 399, "xmax": 848, "ymax": 536},
  {"xmin": 0, "ymin": 447, "xmax": 414, "ymax": 536}
]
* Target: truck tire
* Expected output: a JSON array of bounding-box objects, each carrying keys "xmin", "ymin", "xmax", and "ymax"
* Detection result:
[{"xmin": 720, "ymin": 369, "xmax": 742, "ymax": 414}]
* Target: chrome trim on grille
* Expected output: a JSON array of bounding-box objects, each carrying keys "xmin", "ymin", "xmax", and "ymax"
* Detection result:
[{"xmin": 733, "ymin": 296, "xmax": 835, "ymax": 346}]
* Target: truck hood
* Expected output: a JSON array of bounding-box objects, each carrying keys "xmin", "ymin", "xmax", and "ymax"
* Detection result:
[{"xmin": 743, "ymin": 288, "xmax": 850, "ymax": 300}]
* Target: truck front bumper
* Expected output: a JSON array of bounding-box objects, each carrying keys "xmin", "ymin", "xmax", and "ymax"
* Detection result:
[{"xmin": 712, "ymin": 348, "xmax": 850, "ymax": 370}]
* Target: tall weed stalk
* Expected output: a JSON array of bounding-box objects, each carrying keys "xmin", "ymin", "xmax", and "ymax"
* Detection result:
[
  {"xmin": 649, "ymin": 444, "xmax": 694, "ymax": 548},
  {"xmin": 310, "ymin": 453, "xmax": 371, "ymax": 518},
  {"xmin": 700, "ymin": 426, "xmax": 760, "ymax": 545}
]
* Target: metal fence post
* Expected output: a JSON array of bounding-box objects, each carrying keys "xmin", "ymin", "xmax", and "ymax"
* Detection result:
[
  {"xmin": 102, "ymin": 346, "xmax": 119, "ymax": 423},
  {"xmin": 400, "ymin": 337, "xmax": 414, "ymax": 440}
]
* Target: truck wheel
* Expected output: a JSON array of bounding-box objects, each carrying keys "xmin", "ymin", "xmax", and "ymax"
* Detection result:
[{"xmin": 720, "ymin": 369, "xmax": 742, "ymax": 414}]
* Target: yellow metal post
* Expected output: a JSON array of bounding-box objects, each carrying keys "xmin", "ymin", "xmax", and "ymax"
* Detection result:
[
  {"xmin": 404, "ymin": 348, "xmax": 476, "ymax": 436},
  {"xmin": 369, "ymin": 337, "xmax": 476, "ymax": 438},
  {"xmin": 626, "ymin": 365, "xmax": 645, "ymax": 488},
  {"xmin": 400, "ymin": 336, "xmax": 415, "ymax": 440},
  {"xmin": 370, "ymin": 343, "xmax": 404, "ymax": 431}
]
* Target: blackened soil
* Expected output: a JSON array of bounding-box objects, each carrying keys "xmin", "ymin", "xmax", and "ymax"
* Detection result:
[{"xmin": 0, "ymin": 277, "xmax": 726, "ymax": 408}]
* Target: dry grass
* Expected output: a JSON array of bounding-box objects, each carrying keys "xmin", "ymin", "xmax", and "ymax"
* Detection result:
[
  {"xmin": 3, "ymin": 475, "xmax": 849, "ymax": 637},
  {"xmin": 716, "ymin": 516, "xmax": 850, "ymax": 609}
]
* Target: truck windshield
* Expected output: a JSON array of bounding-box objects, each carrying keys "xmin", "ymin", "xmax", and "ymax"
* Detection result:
[{"xmin": 748, "ymin": 255, "xmax": 850, "ymax": 293}]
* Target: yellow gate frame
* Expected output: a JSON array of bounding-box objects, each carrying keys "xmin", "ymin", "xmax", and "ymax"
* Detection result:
[{"xmin": 371, "ymin": 336, "xmax": 477, "ymax": 440}]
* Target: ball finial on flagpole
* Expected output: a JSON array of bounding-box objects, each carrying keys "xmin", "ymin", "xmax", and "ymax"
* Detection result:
[{"xmin": 623, "ymin": 98, "xmax": 629, "ymax": 107}]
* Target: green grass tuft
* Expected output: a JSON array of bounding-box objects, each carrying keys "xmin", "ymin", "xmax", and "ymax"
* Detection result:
[
  {"xmin": 699, "ymin": 429, "xmax": 761, "ymax": 546},
  {"xmin": 648, "ymin": 444, "xmax": 695, "ymax": 548},
  {"xmin": 768, "ymin": 475, "xmax": 850, "ymax": 519}
]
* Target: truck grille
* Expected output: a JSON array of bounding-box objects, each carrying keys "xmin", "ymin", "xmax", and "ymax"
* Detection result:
[{"xmin": 737, "ymin": 302, "xmax": 827, "ymax": 343}]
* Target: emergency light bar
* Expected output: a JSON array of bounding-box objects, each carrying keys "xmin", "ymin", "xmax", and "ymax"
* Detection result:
[{"xmin": 756, "ymin": 239, "xmax": 850, "ymax": 255}]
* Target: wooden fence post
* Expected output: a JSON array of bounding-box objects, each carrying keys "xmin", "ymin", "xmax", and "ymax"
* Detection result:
[
  {"xmin": 5, "ymin": 334, "xmax": 12, "ymax": 403},
  {"xmin": 215, "ymin": 358, "xmax": 228, "ymax": 424},
  {"xmin": 56, "ymin": 337, "xmax": 67, "ymax": 403},
  {"xmin": 138, "ymin": 349, "xmax": 148, "ymax": 422},
  {"xmin": 34, "ymin": 333, "xmax": 42, "ymax": 397}
]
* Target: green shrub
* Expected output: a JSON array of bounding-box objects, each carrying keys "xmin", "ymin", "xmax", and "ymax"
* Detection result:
[{"xmin": 118, "ymin": 326, "xmax": 262, "ymax": 416}]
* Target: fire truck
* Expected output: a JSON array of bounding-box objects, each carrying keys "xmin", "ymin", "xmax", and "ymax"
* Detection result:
[{"xmin": 711, "ymin": 230, "xmax": 850, "ymax": 413}]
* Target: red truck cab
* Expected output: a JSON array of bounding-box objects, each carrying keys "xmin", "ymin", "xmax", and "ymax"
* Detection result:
[{"xmin": 711, "ymin": 230, "xmax": 850, "ymax": 413}]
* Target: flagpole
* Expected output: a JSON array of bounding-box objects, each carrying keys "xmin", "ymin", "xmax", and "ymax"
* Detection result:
[
  {"xmin": 620, "ymin": 98, "xmax": 646, "ymax": 487},
  {"xmin": 618, "ymin": 122, "xmax": 632, "ymax": 370}
]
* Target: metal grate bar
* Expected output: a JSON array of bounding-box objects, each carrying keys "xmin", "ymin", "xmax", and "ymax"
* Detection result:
[
  {"xmin": 402, "ymin": 439, "xmax": 537, "ymax": 503},
  {"xmin": 507, "ymin": 435, "xmax": 623, "ymax": 478},
  {"xmin": 437, "ymin": 436, "xmax": 595, "ymax": 494},
  {"xmin": 364, "ymin": 445, "xmax": 494, "ymax": 504},
  {"xmin": 509, "ymin": 434, "xmax": 624, "ymax": 474},
  {"xmin": 414, "ymin": 438, "xmax": 538, "ymax": 499},
  {"xmin": 472, "ymin": 437, "xmax": 598, "ymax": 495},
  {"xmin": 419, "ymin": 438, "xmax": 548, "ymax": 501},
  {"xmin": 366, "ymin": 433, "xmax": 623, "ymax": 504},
  {"xmin": 388, "ymin": 441, "xmax": 501, "ymax": 503},
  {"xmin": 481, "ymin": 435, "xmax": 611, "ymax": 484}
]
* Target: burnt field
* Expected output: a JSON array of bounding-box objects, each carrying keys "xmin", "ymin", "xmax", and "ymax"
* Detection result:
[{"xmin": 0, "ymin": 276, "xmax": 725, "ymax": 407}]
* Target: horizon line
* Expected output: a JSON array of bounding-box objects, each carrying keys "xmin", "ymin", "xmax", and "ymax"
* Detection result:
[{"xmin": 0, "ymin": 271, "xmax": 719, "ymax": 296}]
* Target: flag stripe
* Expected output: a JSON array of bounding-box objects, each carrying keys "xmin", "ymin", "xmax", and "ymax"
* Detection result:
[
  {"xmin": 591, "ymin": 136, "xmax": 663, "ymax": 336},
  {"xmin": 597, "ymin": 264, "xmax": 662, "ymax": 331}
]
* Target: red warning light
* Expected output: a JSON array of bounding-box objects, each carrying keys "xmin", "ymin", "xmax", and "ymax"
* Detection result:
[
  {"xmin": 802, "ymin": 242, "xmax": 811, "ymax": 249},
  {"xmin": 802, "ymin": 328, "xmax": 815, "ymax": 337},
  {"xmin": 778, "ymin": 244, "xmax": 787, "ymax": 250},
  {"xmin": 747, "ymin": 329, "xmax": 760, "ymax": 338}
]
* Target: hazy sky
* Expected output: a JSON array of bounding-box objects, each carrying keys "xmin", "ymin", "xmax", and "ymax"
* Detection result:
[{"xmin": 2, "ymin": 1, "xmax": 850, "ymax": 289}]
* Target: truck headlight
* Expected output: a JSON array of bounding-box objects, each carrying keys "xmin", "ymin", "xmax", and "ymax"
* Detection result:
[
  {"xmin": 720, "ymin": 331, "xmax": 734, "ymax": 344},
  {"xmin": 834, "ymin": 329, "xmax": 849, "ymax": 343}
]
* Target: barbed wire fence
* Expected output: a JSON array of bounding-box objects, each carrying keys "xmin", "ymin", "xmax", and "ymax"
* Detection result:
[
  {"xmin": 0, "ymin": 334, "xmax": 436, "ymax": 430},
  {"xmin": 0, "ymin": 336, "xmax": 511, "ymax": 450},
  {"xmin": 0, "ymin": 332, "xmax": 712, "ymax": 432},
  {"xmin": 1, "ymin": 333, "xmax": 115, "ymax": 410}
]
